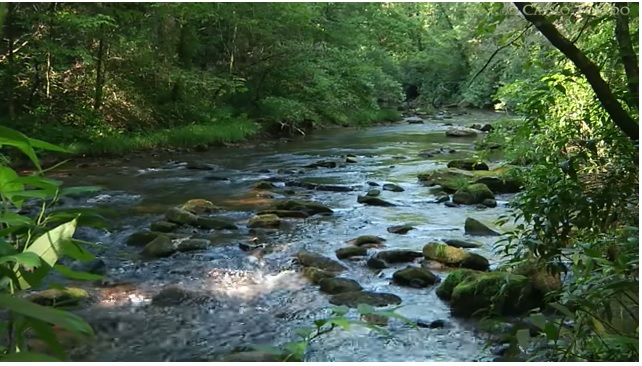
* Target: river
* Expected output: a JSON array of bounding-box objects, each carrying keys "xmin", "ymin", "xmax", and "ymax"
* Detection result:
[{"xmin": 50, "ymin": 110, "xmax": 513, "ymax": 362}]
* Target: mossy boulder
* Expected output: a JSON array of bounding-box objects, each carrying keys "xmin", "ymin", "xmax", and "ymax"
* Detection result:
[
  {"xmin": 366, "ymin": 189, "xmax": 381, "ymax": 197},
  {"xmin": 447, "ymin": 159, "xmax": 489, "ymax": 171},
  {"xmin": 180, "ymin": 199, "xmax": 221, "ymax": 214},
  {"xmin": 329, "ymin": 291, "xmax": 402, "ymax": 308},
  {"xmin": 418, "ymin": 167, "xmax": 522, "ymax": 194},
  {"xmin": 141, "ymin": 235, "xmax": 176, "ymax": 258},
  {"xmin": 374, "ymin": 250, "xmax": 423, "ymax": 263},
  {"xmin": 422, "ymin": 242, "xmax": 490, "ymax": 271},
  {"xmin": 126, "ymin": 230, "xmax": 163, "ymax": 246},
  {"xmin": 257, "ymin": 210, "xmax": 309, "ymax": 219},
  {"xmin": 513, "ymin": 260, "xmax": 562, "ymax": 296},
  {"xmin": 446, "ymin": 127, "xmax": 478, "ymax": 137},
  {"xmin": 28, "ymin": 287, "xmax": 90, "ymax": 308},
  {"xmin": 436, "ymin": 269, "xmax": 480, "ymax": 300},
  {"xmin": 218, "ymin": 350, "xmax": 287, "ymax": 362},
  {"xmin": 387, "ymin": 224, "xmax": 415, "ymax": 234},
  {"xmin": 196, "ymin": 216, "xmax": 238, "ymax": 230},
  {"xmin": 357, "ymin": 195, "xmax": 396, "ymax": 207},
  {"xmin": 443, "ymin": 239, "xmax": 482, "ymax": 249},
  {"xmin": 150, "ymin": 221, "xmax": 179, "ymax": 233},
  {"xmin": 452, "ymin": 183, "xmax": 495, "ymax": 205},
  {"xmin": 464, "ymin": 217, "xmax": 500, "ymax": 236},
  {"xmin": 319, "ymin": 277, "xmax": 363, "ymax": 294},
  {"xmin": 450, "ymin": 272, "xmax": 537, "ymax": 317},
  {"xmin": 302, "ymin": 267, "xmax": 337, "ymax": 284},
  {"xmin": 392, "ymin": 266, "xmax": 440, "ymax": 288},
  {"xmin": 274, "ymin": 200, "xmax": 333, "ymax": 216},
  {"xmin": 176, "ymin": 238, "xmax": 210, "ymax": 252},
  {"xmin": 247, "ymin": 214, "xmax": 281, "ymax": 228},
  {"xmin": 296, "ymin": 251, "xmax": 347, "ymax": 272},
  {"xmin": 166, "ymin": 207, "xmax": 199, "ymax": 225},
  {"xmin": 335, "ymin": 246, "xmax": 368, "ymax": 260},
  {"xmin": 482, "ymin": 198, "xmax": 497, "ymax": 208},
  {"xmin": 151, "ymin": 285, "xmax": 210, "ymax": 306},
  {"xmin": 254, "ymin": 181, "xmax": 276, "ymax": 190},
  {"xmin": 347, "ymin": 235, "xmax": 386, "ymax": 247},
  {"xmin": 382, "ymin": 183, "xmax": 404, "ymax": 192}
]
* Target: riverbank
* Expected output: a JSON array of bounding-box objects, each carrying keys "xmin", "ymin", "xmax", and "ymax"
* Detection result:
[{"xmin": 6, "ymin": 108, "xmax": 403, "ymax": 169}]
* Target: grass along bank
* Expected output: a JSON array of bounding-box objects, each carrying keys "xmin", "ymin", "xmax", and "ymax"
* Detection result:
[
  {"xmin": 65, "ymin": 120, "xmax": 259, "ymax": 157},
  {"xmin": 63, "ymin": 107, "xmax": 402, "ymax": 157}
]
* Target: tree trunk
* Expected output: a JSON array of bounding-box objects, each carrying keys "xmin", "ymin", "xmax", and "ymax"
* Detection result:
[
  {"xmin": 514, "ymin": 2, "xmax": 638, "ymax": 141},
  {"xmin": 614, "ymin": 2, "xmax": 638, "ymax": 110},
  {"xmin": 93, "ymin": 25, "xmax": 106, "ymax": 110}
]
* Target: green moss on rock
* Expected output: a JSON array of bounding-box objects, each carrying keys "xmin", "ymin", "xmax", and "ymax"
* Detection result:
[
  {"xmin": 452, "ymin": 183, "xmax": 494, "ymax": 205},
  {"xmin": 436, "ymin": 269, "xmax": 480, "ymax": 300}
]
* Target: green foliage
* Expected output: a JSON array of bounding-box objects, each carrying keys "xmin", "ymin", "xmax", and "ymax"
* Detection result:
[{"xmin": 0, "ymin": 126, "xmax": 101, "ymax": 360}]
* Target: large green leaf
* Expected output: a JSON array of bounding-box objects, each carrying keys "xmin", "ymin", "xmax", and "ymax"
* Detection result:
[
  {"xmin": 15, "ymin": 219, "xmax": 78, "ymax": 290},
  {"xmin": 0, "ymin": 211, "xmax": 33, "ymax": 226},
  {"xmin": 0, "ymin": 126, "xmax": 41, "ymax": 171},
  {"xmin": 0, "ymin": 295, "xmax": 93, "ymax": 336},
  {"xmin": 27, "ymin": 137, "xmax": 69, "ymax": 153},
  {"xmin": 0, "ymin": 252, "xmax": 41, "ymax": 267},
  {"xmin": 0, "ymin": 166, "xmax": 24, "ymax": 208}
]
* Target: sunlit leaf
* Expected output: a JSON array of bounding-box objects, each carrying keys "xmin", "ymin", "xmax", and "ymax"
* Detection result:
[{"xmin": 0, "ymin": 252, "xmax": 41, "ymax": 267}]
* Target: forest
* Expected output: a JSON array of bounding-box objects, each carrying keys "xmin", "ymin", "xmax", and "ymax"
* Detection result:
[{"xmin": 0, "ymin": 1, "xmax": 638, "ymax": 363}]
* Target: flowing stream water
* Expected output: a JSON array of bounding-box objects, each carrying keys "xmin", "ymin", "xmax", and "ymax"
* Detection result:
[{"xmin": 47, "ymin": 110, "xmax": 513, "ymax": 362}]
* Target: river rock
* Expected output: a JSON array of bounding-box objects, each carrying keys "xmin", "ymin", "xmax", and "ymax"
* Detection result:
[
  {"xmin": 218, "ymin": 350, "xmax": 286, "ymax": 362},
  {"xmin": 274, "ymin": 200, "xmax": 333, "ymax": 216},
  {"xmin": 418, "ymin": 166, "xmax": 522, "ymax": 194},
  {"xmin": 257, "ymin": 210, "xmax": 309, "ymax": 219},
  {"xmin": 302, "ymin": 267, "xmax": 337, "ymax": 284},
  {"xmin": 180, "ymin": 199, "xmax": 221, "ymax": 214},
  {"xmin": 316, "ymin": 184, "xmax": 354, "ymax": 192},
  {"xmin": 196, "ymin": 216, "xmax": 238, "ymax": 230},
  {"xmin": 305, "ymin": 160, "xmax": 337, "ymax": 169},
  {"xmin": 446, "ymin": 127, "xmax": 478, "ymax": 137},
  {"xmin": 406, "ymin": 117, "xmax": 424, "ymax": 124},
  {"xmin": 27, "ymin": 287, "xmax": 90, "ymax": 308},
  {"xmin": 166, "ymin": 207, "xmax": 199, "ymax": 225},
  {"xmin": 347, "ymin": 235, "xmax": 386, "ymax": 247},
  {"xmin": 512, "ymin": 259, "xmax": 562, "ymax": 296},
  {"xmin": 151, "ymin": 285, "xmax": 210, "ymax": 307},
  {"xmin": 185, "ymin": 162, "xmax": 213, "ymax": 170},
  {"xmin": 141, "ymin": 235, "xmax": 176, "ymax": 258},
  {"xmin": 336, "ymin": 246, "xmax": 368, "ymax": 260},
  {"xmin": 434, "ymin": 191, "xmax": 450, "ymax": 203},
  {"xmin": 464, "ymin": 217, "xmax": 500, "ymax": 236},
  {"xmin": 70, "ymin": 258, "xmax": 107, "ymax": 276},
  {"xmin": 443, "ymin": 239, "xmax": 483, "ymax": 249},
  {"xmin": 422, "ymin": 242, "xmax": 490, "ymax": 271},
  {"xmin": 366, "ymin": 189, "xmax": 381, "ymax": 197},
  {"xmin": 452, "ymin": 183, "xmax": 495, "ymax": 205},
  {"xmin": 447, "ymin": 159, "xmax": 489, "ymax": 171},
  {"xmin": 366, "ymin": 257, "xmax": 388, "ymax": 270},
  {"xmin": 422, "ymin": 259, "xmax": 449, "ymax": 270},
  {"xmin": 357, "ymin": 195, "xmax": 395, "ymax": 207},
  {"xmin": 387, "ymin": 224, "xmax": 415, "ymax": 234},
  {"xmin": 150, "ymin": 221, "xmax": 179, "ymax": 233},
  {"xmin": 296, "ymin": 251, "xmax": 347, "ymax": 272},
  {"xmin": 416, "ymin": 319, "xmax": 447, "ymax": 329},
  {"xmin": 319, "ymin": 277, "xmax": 363, "ymax": 294},
  {"xmin": 436, "ymin": 269, "xmax": 481, "ymax": 300},
  {"xmin": 176, "ymin": 238, "xmax": 210, "ymax": 252},
  {"xmin": 247, "ymin": 214, "xmax": 281, "ymax": 228},
  {"xmin": 382, "ymin": 183, "xmax": 404, "ymax": 192},
  {"xmin": 367, "ymin": 181, "xmax": 380, "ymax": 187},
  {"xmin": 328, "ymin": 291, "xmax": 402, "ymax": 308},
  {"xmin": 392, "ymin": 266, "xmax": 440, "ymax": 288},
  {"xmin": 346, "ymin": 156, "xmax": 358, "ymax": 163},
  {"xmin": 482, "ymin": 198, "xmax": 497, "ymax": 208},
  {"xmin": 254, "ymin": 181, "xmax": 276, "ymax": 190},
  {"xmin": 127, "ymin": 230, "xmax": 164, "ymax": 246},
  {"xmin": 449, "ymin": 272, "xmax": 538, "ymax": 317},
  {"xmin": 480, "ymin": 124, "xmax": 494, "ymax": 132},
  {"xmin": 374, "ymin": 250, "xmax": 423, "ymax": 263},
  {"xmin": 444, "ymin": 201, "xmax": 458, "ymax": 208}
]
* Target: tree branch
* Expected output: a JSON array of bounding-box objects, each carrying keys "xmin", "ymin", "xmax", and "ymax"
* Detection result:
[
  {"xmin": 467, "ymin": 24, "xmax": 532, "ymax": 88},
  {"xmin": 514, "ymin": 2, "xmax": 638, "ymax": 141},
  {"xmin": 614, "ymin": 2, "xmax": 639, "ymax": 110}
]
